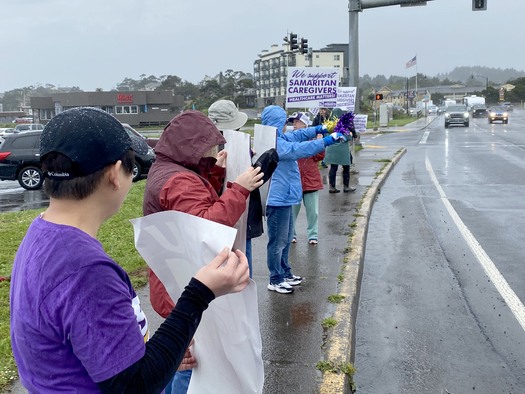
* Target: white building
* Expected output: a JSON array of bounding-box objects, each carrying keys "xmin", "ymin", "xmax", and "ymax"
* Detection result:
[{"xmin": 254, "ymin": 43, "xmax": 348, "ymax": 109}]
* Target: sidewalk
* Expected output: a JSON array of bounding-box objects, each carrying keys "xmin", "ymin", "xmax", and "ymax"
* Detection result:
[{"xmin": 4, "ymin": 119, "xmax": 425, "ymax": 394}]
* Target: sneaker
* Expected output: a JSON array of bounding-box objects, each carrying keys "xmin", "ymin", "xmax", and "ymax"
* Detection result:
[
  {"xmin": 268, "ymin": 282, "xmax": 294, "ymax": 294},
  {"xmin": 329, "ymin": 186, "xmax": 340, "ymax": 193},
  {"xmin": 285, "ymin": 275, "xmax": 303, "ymax": 286},
  {"xmin": 344, "ymin": 187, "xmax": 356, "ymax": 193}
]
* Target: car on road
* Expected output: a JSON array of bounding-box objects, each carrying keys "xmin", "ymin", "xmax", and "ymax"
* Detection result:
[
  {"xmin": 501, "ymin": 102, "xmax": 514, "ymax": 112},
  {"xmin": 0, "ymin": 128, "xmax": 15, "ymax": 136},
  {"xmin": 471, "ymin": 104, "xmax": 487, "ymax": 118},
  {"xmin": 0, "ymin": 130, "xmax": 155, "ymax": 190},
  {"xmin": 444, "ymin": 105, "xmax": 469, "ymax": 128},
  {"xmin": 122, "ymin": 123, "xmax": 159, "ymax": 150},
  {"xmin": 427, "ymin": 105, "xmax": 438, "ymax": 115},
  {"xmin": 14, "ymin": 123, "xmax": 45, "ymax": 133},
  {"xmin": 13, "ymin": 118, "xmax": 33, "ymax": 124},
  {"xmin": 437, "ymin": 105, "xmax": 447, "ymax": 115},
  {"xmin": 488, "ymin": 106, "xmax": 508, "ymax": 124}
]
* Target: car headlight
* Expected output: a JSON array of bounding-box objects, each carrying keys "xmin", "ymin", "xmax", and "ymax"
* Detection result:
[
  {"xmin": 445, "ymin": 113, "xmax": 450, "ymax": 118},
  {"xmin": 490, "ymin": 113, "xmax": 495, "ymax": 117},
  {"xmin": 148, "ymin": 147, "xmax": 154, "ymax": 155},
  {"xmin": 463, "ymin": 112, "xmax": 469, "ymax": 118},
  {"xmin": 503, "ymin": 113, "xmax": 508, "ymax": 117}
]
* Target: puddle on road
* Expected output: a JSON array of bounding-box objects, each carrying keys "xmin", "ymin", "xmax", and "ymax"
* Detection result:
[
  {"xmin": 290, "ymin": 302, "xmax": 315, "ymax": 327},
  {"xmin": 0, "ymin": 188, "xmax": 49, "ymax": 213},
  {"xmin": 357, "ymin": 176, "xmax": 375, "ymax": 185}
]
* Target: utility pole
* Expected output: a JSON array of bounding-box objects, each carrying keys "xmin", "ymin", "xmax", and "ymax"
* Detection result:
[{"xmin": 347, "ymin": 0, "xmax": 434, "ymax": 113}]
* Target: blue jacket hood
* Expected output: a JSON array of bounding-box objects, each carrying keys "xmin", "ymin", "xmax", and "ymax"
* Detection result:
[
  {"xmin": 261, "ymin": 106, "xmax": 327, "ymax": 207},
  {"xmin": 261, "ymin": 106, "xmax": 287, "ymax": 136}
]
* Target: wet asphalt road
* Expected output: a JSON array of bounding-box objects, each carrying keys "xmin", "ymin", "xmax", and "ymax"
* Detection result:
[
  {"xmin": 354, "ymin": 111, "xmax": 525, "ymax": 393},
  {"xmin": 0, "ymin": 181, "xmax": 49, "ymax": 213}
]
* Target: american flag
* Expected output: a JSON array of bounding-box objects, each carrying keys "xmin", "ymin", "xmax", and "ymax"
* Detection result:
[{"xmin": 405, "ymin": 55, "xmax": 417, "ymax": 69}]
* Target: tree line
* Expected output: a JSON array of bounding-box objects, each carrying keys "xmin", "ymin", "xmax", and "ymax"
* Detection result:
[{"xmin": 1, "ymin": 66, "xmax": 524, "ymax": 113}]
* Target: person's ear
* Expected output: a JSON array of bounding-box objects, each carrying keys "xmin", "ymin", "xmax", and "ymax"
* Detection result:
[{"xmin": 107, "ymin": 161, "xmax": 122, "ymax": 190}]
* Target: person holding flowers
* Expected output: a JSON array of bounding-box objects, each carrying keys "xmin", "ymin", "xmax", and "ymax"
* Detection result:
[{"xmin": 261, "ymin": 105, "xmax": 345, "ymax": 294}]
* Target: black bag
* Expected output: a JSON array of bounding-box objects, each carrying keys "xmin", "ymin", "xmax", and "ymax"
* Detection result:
[{"xmin": 252, "ymin": 148, "xmax": 279, "ymax": 184}]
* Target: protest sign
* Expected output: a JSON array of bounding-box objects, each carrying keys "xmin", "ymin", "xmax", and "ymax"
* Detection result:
[
  {"xmin": 223, "ymin": 129, "xmax": 251, "ymax": 252},
  {"xmin": 353, "ymin": 114, "xmax": 369, "ymax": 133},
  {"xmin": 131, "ymin": 211, "xmax": 264, "ymax": 394},
  {"xmin": 286, "ymin": 67, "xmax": 340, "ymax": 108},
  {"xmin": 336, "ymin": 87, "xmax": 357, "ymax": 111},
  {"xmin": 253, "ymin": 124, "xmax": 277, "ymax": 216}
]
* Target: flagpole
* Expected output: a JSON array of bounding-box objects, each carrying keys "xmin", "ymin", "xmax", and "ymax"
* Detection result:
[{"xmin": 415, "ymin": 53, "xmax": 418, "ymax": 103}]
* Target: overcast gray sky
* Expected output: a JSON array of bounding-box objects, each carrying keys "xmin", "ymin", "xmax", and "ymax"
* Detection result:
[{"xmin": 1, "ymin": 0, "xmax": 523, "ymax": 92}]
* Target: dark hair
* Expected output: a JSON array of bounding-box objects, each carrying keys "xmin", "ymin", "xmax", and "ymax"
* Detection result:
[{"xmin": 42, "ymin": 150, "xmax": 135, "ymax": 200}]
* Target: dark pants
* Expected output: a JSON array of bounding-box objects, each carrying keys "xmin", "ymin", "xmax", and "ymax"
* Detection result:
[{"xmin": 329, "ymin": 165, "xmax": 350, "ymax": 188}]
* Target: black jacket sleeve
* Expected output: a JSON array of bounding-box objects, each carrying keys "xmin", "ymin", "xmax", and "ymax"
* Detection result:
[{"xmin": 96, "ymin": 277, "xmax": 215, "ymax": 394}]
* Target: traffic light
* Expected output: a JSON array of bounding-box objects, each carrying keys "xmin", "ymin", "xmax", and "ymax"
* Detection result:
[
  {"xmin": 300, "ymin": 38, "xmax": 308, "ymax": 54},
  {"xmin": 472, "ymin": 0, "xmax": 487, "ymax": 10},
  {"xmin": 376, "ymin": 94, "xmax": 383, "ymax": 100},
  {"xmin": 289, "ymin": 33, "xmax": 298, "ymax": 51}
]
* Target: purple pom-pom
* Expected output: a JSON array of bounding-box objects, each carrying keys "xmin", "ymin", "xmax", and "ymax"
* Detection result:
[{"xmin": 334, "ymin": 112, "xmax": 355, "ymax": 136}]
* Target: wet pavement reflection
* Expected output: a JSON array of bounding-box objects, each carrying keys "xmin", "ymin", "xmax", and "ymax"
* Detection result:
[{"xmin": 0, "ymin": 181, "xmax": 49, "ymax": 213}]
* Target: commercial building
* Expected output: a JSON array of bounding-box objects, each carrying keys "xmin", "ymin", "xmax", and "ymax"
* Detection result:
[
  {"xmin": 30, "ymin": 91, "xmax": 184, "ymax": 126},
  {"xmin": 254, "ymin": 43, "xmax": 348, "ymax": 109}
]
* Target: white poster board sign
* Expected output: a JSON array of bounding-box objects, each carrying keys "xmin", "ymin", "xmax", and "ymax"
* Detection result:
[
  {"xmin": 223, "ymin": 129, "xmax": 251, "ymax": 253},
  {"xmin": 253, "ymin": 124, "xmax": 277, "ymax": 216},
  {"xmin": 286, "ymin": 67, "xmax": 340, "ymax": 108},
  {"xmin": 130, "ymin": 211, "xmax": 264, "ymax": 394},
  {"xmin": 309, "ymin": 107, "xmax": 319, "ymax": 117},
  {"xmin": 353, "ymin": 114, "xmax": 369, "ymax": 133},
  {"xmin": 336, "ymin": 87, "xmax": 357, "ymax": 112}
]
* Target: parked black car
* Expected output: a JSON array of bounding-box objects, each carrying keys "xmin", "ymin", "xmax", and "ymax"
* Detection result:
[
  {"xmin": 0, "ymin": 131, "xmax": 155, "ymax": 190},
  {"xmin": 0, "ymin": 131, "xmax": 43, "ymax": 189},
  {"xmin": 471, "ymin": 104, "xmax": 487, "ymax": 118}
]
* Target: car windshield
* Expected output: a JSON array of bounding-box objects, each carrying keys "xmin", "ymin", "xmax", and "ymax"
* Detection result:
[
  {"xmin": 448, "ymin": 106, "xmax": 466, "ymax": 112},
  {"xmin": 473, "ymin": 105, "xmax": 486, "ymax": 109},
  {"xmin": 491, "ymin": 107, "xmax": 506, "ymax": 111}
]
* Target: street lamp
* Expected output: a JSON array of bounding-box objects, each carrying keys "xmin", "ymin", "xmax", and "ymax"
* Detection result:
[{"xmin": 471, "ymin": 74, "xmax": 488, "ymax": 90}]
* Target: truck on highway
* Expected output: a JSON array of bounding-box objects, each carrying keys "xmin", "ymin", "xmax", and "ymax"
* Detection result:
[{"xmin": 463, "ymin": 95, "xmax": 485, "ymax": 111}]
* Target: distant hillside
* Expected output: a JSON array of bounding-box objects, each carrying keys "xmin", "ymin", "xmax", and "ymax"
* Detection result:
[{"xmin": 436, "ymin": 66, "xmax": 525, "ymax": 85}]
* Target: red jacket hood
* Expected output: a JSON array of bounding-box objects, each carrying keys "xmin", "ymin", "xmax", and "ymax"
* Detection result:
[{"xmin": 154, "ymin": 110, "xmax": 226, "ymax": 172}]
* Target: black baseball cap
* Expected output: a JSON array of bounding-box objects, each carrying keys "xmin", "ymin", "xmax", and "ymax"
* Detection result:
[{"xmin": 40, "ymin": 107, "xmax": 148, "ymax": 179}]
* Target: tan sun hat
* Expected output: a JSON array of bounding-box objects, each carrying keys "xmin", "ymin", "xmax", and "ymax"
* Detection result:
[{"xmin": 208, "ymin": 100, "xmax": 248, "ymax": 131}]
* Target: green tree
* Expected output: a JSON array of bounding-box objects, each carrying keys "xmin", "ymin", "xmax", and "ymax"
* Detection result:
[{"xmin": 482, "ymin": 87, "xmax": 500, "ymax": 103}]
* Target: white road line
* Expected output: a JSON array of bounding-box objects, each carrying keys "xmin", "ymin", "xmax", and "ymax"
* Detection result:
[
  {"xmin": 425, "ymin": 153, "xmax": 525, "ymax": 331},
  {"xmin": 419, "ymin": 130, "xmax": 430, "ymax": 144}
]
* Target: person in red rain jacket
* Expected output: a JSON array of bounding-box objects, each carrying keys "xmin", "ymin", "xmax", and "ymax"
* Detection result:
[
  {"xmin": 289, "ymin": 112, "xmax": 325, "ymax": 245},
  {"xmin": 142, "ymin": 110, "xmax": 263, "ymax": 393}
]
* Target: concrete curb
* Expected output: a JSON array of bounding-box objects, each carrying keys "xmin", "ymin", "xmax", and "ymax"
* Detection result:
[{"xmin": 319, "ymin": 147, "xmax": 407, "ymax": 394}]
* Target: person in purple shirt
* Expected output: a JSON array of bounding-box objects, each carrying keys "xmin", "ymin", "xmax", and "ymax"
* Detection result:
[{"xmin": 9, "ymin": 107, "xmax": 250, "ymax": 393}]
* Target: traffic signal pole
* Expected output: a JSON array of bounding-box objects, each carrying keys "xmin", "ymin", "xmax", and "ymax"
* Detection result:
[{"xmin": 347, "ymin": 0, "xmax": 435, "ymax": 113}]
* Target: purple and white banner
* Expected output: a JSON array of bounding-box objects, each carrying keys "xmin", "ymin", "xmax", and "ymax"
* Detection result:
[
  {"xmin": 336, "ymin": 87, "xmax": 357, "ymax": 112},
  {"xmin": 353, "ymin": 114, "xmax": 368, "ymax": 133},
  {"xmin": 286, "ymin": 67, "xmax": 340, "ymax": 108}
]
